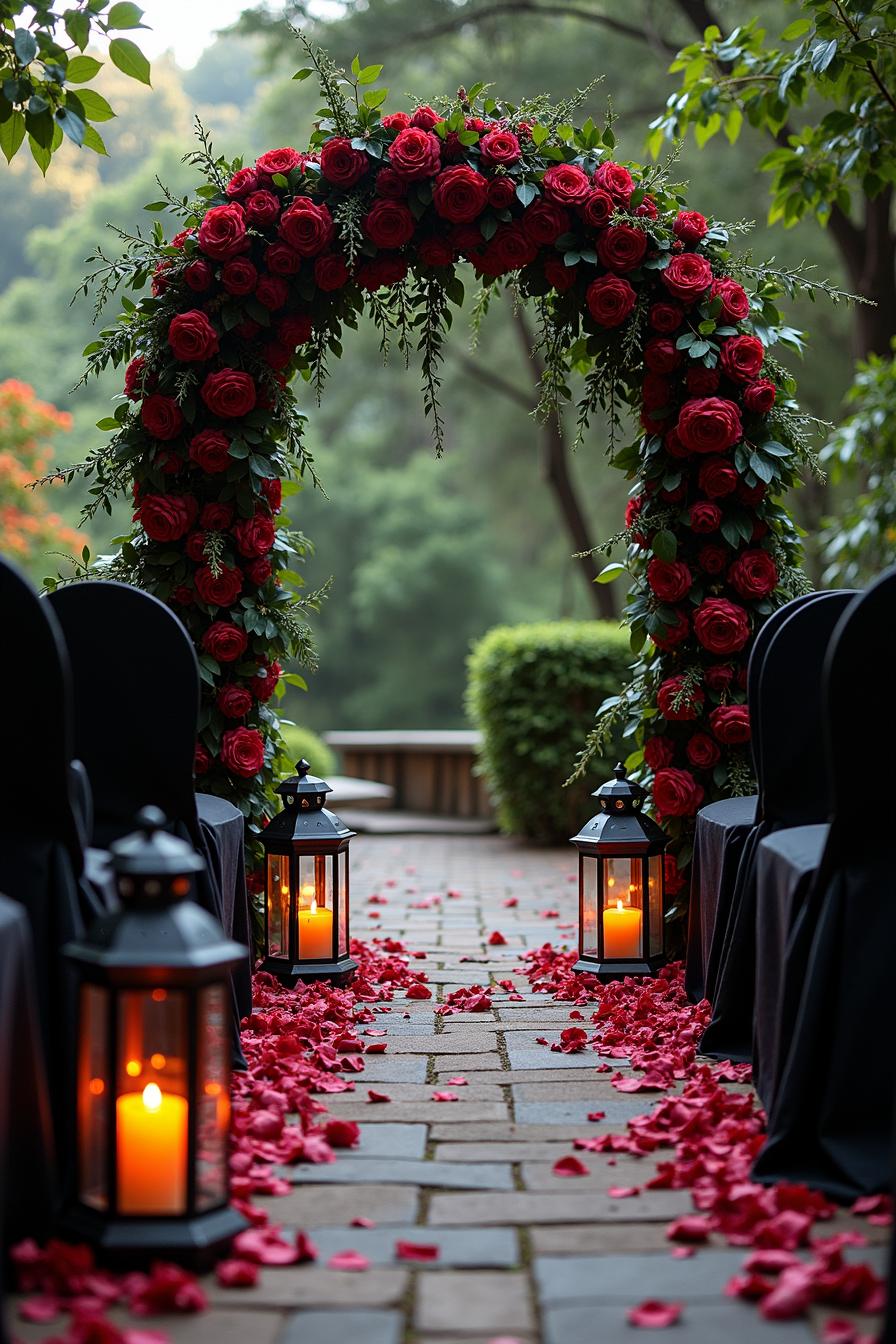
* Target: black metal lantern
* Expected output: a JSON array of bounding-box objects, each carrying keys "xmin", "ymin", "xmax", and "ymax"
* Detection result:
[
  {"xmin": 570, "ymin": 764, "xmax": 668, "ymax": 979},
  {"xmin": 62, "ymin": 807, "xmax": 246, "ymax": 1266},
  {"xmin": 260, "ymin": 759, "xmax": 357, "ymax": 985}
]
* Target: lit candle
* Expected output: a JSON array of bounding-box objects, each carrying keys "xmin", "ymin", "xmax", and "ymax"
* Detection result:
[
  {"xmin": 116, "ymin": 1082, "xmax": 188, "ymax": 1214},
  {"xmin": 602, "ymin": 899, "xmax": 642, "ymax": 959},
  {"xmin": 298, "ymin": 896, "xmax": 333, "ymax": 959}
]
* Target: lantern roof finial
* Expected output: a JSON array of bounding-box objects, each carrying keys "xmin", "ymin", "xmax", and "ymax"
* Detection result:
[{"xmin": 110, "ymin": 808, "xmax": 205, "ymax": 881}]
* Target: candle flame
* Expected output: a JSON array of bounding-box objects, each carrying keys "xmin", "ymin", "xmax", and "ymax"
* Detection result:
[
  {"xmin": 310, "ymin": 897, "xmax": 318, "ymax": 915},
  {"xmin": 142, "ymin": 1082, "xmax": 162, "ymax": 1113},
  {"xmin": 616, "ymin": 899, "xmax": 623, "ymax": 912}
]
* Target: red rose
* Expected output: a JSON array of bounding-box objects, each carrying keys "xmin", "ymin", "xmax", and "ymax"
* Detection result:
[
  {"xmin": 185, "ymin": 530, "xmax": 206, "ymax": 562},
  {"xmin": 202, "ymin": 621, "xmax": 248, "ymax": 663},
  {"xmin": 665, "ymin": 854, "xmax": 686, "ymax": 896},
  {"xmin": 168, "ymin": 310, "xmax": 219, "ymax": 363},
  {"xmin": 198, "ymin": 203, "xmax": 248, "ymax": 260},
  {"xmin": 433, "ymin": 166, "xmax": 489, "ymax": 222},
  {"xmin": 155, "ymin": 447, "xmax": 182, "ymax": 475},
  {"xmin": 653, "ymin": 767, "xmax": 704, "ymax": 818},
  {"xmin": 382, "ymin": 112, "xmax": 411, "ymax": 131},
  {"xmin": 486, "ymin": 223, "xmax": 537, "ymax": 274},
  {"xmin": 487, "ymin": 177, "xmax": 516, "ymax": 209},
  {"xmin": 644, "ymin": 338, "xmax": 682, "ymax": 375},
  {"xmin": 124, "ymin": 356, "xmax": 149, "ymax": 400},
  {"xmin": 374, "ymin": 167, "xmax": 407, "ymax": 198},
  {"xmin": 673, "ymin": 210, "xmax": 708, "ymax": 243},
  {"xmin": 320, "ymin": 136, "xmax": 369, "ymax": 188},
  {"xmin": 597, "ymin": 224, "xmax": 647, "ymax": 273},
  {"xmin": 657, "ymin": 675, "xmax": 705, "ymax": 722},
  {"xmin": 644, "ymin": 735, "xmax": 675, "ymax": 770},
  {"xmin": 173, "ymin": 584, "xmax": 193, "ymax": 606},
  {"xmin": 652, "ymin": 609, "xmax": 691, "ymax": 650},
  {"xmin": 704, "ymin": 663, "xmax": 734, "ymax": 691},
  {"xmin": 642, "ymin": 373, "xmax": 671, "ymax": 412},
  {"xmin": 479, "ymin": 129, "xmax": 521, "ymax": 166},
  {"xmin": 698, "ymin": 457, "xmax": 738, "ymax": 499},
  {"xmin": 580, "ymin": 189, "xmax": 614, "ymax": 230},
  {"xmin": 677, "ymin": 397, "xmax": 743, "ymax": 454},
  {"xmin": 250, "ymin": 658, "xmax": 280, "ymax": 701},
  {"xmin": 356, "ymin": 256, "xmax": 409, "ymax": 290},
  {"xmin": 364, "ymin": 198, "xmax": 416, "ymax": 249},
  {"xmin": 262, "ymin": 340, "xmax": 291, "ymax": 370},
  {"xmin": 687, "ymin": 732, "xmax": 720, "ymax": 769},
  {"xmin": 388, "ymin": 127, "xmax": 441, "ymax": 179},
  {"xmin": 278, "ymin": 314, "xmax": 313, "ymax": 347},
  {"xmin": 279, "ymin": 198, "xmax": 335, "ymax": 256},
  {"xmin": 184, "ymin": 260, "xmax": 213, "ymax": 292},
  {"xmin": 135, "ymin": 493, "xmax": 195, "ymax": 542},
  {"xmin": 201, "ymin": 369, "xmax": 257, "ymax": 419},
  {"xmin": 635, "ymin": 195, "xmax": 658, "ymax": 219},
  {"xmin": 720, "ymin": 334, "xmax": 764, "ymax": 383},
  {"xmin": 194, "ymin": 742, "xmax": 211, "ymax": 775},
  {"xmin": 593, "ymin": 160, "xmax": 633, "ymax": 205},
  {"xmin": 189, "ymin": 429, "xmax": 231, "ymax": 473},
  {"xmin": 195, "ymin": 564, "xmax": 242, "ymax": 607},
  {"xmin": 647, "ymin": 558, "xmax": 692, "ymax": 603},
  {"xmin": 709, "ymin": 704, "xmax": 751, "ymax": 744},
  {"xmin": 649, "ymin": 302, "xmax": 683, "ymax": 333},
  {"xmin": 256, "ymin": 147, "xmax": 302, "ymax": 176},
  {"xmin": 544, "ymin": 256, "xmax": 576, "ymax": 293},
  {"xmin": 246, "ymin": 557, "xmax": 272, "ymax": 585},
  {"xmin": 140, "ymin": 393, "xmax": 183, "ymax": 441},
  {"xmin": 226, "ymin": 167, "xmax": 257, "ymax": 198},
  {"xmin": 686, "ymin": 366, "xmax": 721, "ymax": 397},
  {"xmin": 739, "ymin": 481, "xmax": 767, "ymax": 507},
  {"xmin": 261, "ymin": 477, "xmax": 282, "ymax": 513},
  {"xmin": 418, "ymin": 237, "xmax": 455, "ymax": 267},
  {"xmin": 256, "ymin": 276, "xmax": 288, "ymax": 310},
  {"xmin": 233, "ymin": 512, "xmax": 275, "ymax": 558},
  {"xmin": 218, "ymin": 684, "xmax": 253, "ymax": 719},
  {"xmin": 245, "ymin": 190, "xmax": 281, "ymax": 227},
  {"xmin": 711, "ymin": 277, "xmax": 750, "ymax": 323},
  {"xmin": 694, "ymin": 597, "xmax": 751, "ymax": 654},
  {"xmin": 543, "ymin": 162, "xmax": 591, "ymax": 206},
  {"xmin": 662, "ymin": 253, "xmax": 713, "ymax": 303},
  {"xmin": 625, "ymin": 494, "xmax": 645, "ymax": 543},
  {"xmin": 522, "ymin": 199, "xmax": 570, "ymax": 246},
  {"xmin": 698, "ymin": 545, "xmax": 729, "ymax": 576},
  {"xmin": 728, "ymin": 548, "xmax": 778, "ymax": 599},
  {"xmin": 236, "ymin": 319, "xmax": 261, "ymax": 341},
  {"xmin": 265, "ymin": 243, "xmax": 302, "ymax": 276},
  {"xmin": 221, "ymin": 258, "xmax": 258, "ymax": 295},
  {"xmin": 688, "ymin": 501, "xmax": 722, "ymax": 533},
  {"xmin": 411, "ymin": 104, "xmax": 440, "ymax": 130},
  {"xmin": 586, "ymin": 275, "xmax": 636, "ymax": 327},
  {"xmin": 199, "ymin": 502, "xmax": 233, "ymax": 530},
  {"xmin": 314, "ymin": 253, "xmax": 350, "ymax": 291},
  {"xmin": 221, "ymin": 726, "xmax": 265, "ymax": 778},
  {"xmin": 743, "ymin": 379, "xmax": 776, "ymax": 414}
]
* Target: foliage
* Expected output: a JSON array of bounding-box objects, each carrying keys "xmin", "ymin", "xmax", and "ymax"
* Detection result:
[
  {"xmin": 63, "ymin": 38, "xmax": 844, "ymax": 861},
  {"xmin": 466, "ymin": 620, "xmax": 631, "ymax": 842},
  {"xmin": 820, "ymin": 339, "xmax": 896, "ymax": 583},
  {"xmin": 0, "ymin": 378, "xmax": 84, "ymax": 574},
  {"xmin": 279, "ymin": 722, "xmax": 337, "ymax": 777},
  {"xmin": 0, "ymin": 1, "xmax": 152, "ymax": 173},
  {"xmin": 649, "ymin": 0, "xmax": 896, "ymax": 229}
]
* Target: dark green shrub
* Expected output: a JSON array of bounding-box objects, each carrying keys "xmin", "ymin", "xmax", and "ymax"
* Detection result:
[{"xmin": 466, "ymin": 620, "xmax": 632, "ymax": 844}]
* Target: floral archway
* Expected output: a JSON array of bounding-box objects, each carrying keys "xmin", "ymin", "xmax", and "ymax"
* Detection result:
[{"xmin": 77, "ymin": 45, "xmax": 816, "ymax": 878}]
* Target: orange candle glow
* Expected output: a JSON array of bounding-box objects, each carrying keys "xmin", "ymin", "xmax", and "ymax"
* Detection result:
[
  {"xmin": 602, "ymin": 899, "xmax": 642, "ymax": 959},
  {"xmin": 116, "ymin": 1082, "xmax": 187, "ymax": 1213},
  {"xmin": 298, "ymin": 896, "xmax": 333, "ymax": 959}
]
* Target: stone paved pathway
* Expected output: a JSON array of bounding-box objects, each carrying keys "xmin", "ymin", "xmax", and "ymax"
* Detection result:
[{"xmin": 14, "ymin": 834, "xmax": 888, "ymax": 1344}]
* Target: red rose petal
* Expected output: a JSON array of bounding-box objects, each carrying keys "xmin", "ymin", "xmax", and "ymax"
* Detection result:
[
  {"xmin": 608, "ymin": 1185, "xmax": 640, "ymax": 1199},
  {"xmin": 367, "ymin": 1090, "xmax": 391, "ymax": 1103},
  {"xmin": 395, "ymin": 1241, "xmax": 440, "ymax": 1262},
  {"xmin": 215, "ymin": 1259, "xmax": 259, "ymax": 1289},
  {"xmin": 553, "ymin": 1155, "xmax": 590, "ymax": 1177},
  {"xmin": 327, "ymin": 1250, "xmax": 370, "ymax": 1271},
  {"xmin": 432, "ymin": 1091, "xmax": 460, "ymax": 1102},
  {"xmin": 626, "ymin": 1300, "xmax": 683, "ymax": 1328}
]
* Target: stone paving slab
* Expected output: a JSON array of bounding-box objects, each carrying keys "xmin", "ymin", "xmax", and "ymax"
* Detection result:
[
  {"xmin": 338, "ymin": 1123, "xmax": 429, "ymax": 1160},
  {"xmin": 435, "ymin": 1141, "xmax": 586, "ymax": 1162},
  {"xmin": 279, "ymin": 1309, "xmax": 403, "ymax": 1344},
  {"xmin": 534, "ymin": 1250, "xmax": 747, "ymax": 1302},
  {"xmin": 282, "ymin": 1158, "xmax": 514, "ymax": 1190},
  {"xmin": 427, "ymin": 1190, "xmax": 691, "ymax": 1226},
  {"xmin": 359, "ymin": 1056, "xmax": 430, "ymax": 1082},
  {"xmin": 543, "ymin": 1302, "xmax": 816, "ymax": 1343},
  {"xmin": 289, "ymin": 1225, "xmax": 520, "ymax": 1268},
  {"xmin": 320, "ymin": 1101, "xmax": 510, "ymax": 1124},
  {"xmin": 414, "ymin": 1270, "xmax": 536, "ymax": 1334},
  {"xmin": 429, "ymin": 1122, "xmax": 610, "ymax": 1142},
  {"xmin": 512, "ymin": 1096, "xmax": 651, "ymax": 1126},
  {"xmin": 14, "ymin": 1311, "xmax": 288, "ymax": 1344},
  {"xmin": 255, "ymin": 1182, "xmax": 419, "ymax": 1226}
]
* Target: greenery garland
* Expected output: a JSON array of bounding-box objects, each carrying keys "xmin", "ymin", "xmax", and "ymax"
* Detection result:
[{"xmin": 51, "ymin": 40, "xmax": 859, "ymax": 887}]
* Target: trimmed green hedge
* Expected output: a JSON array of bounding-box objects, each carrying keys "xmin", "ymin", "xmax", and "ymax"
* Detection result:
[
  {"xmin": 466, "ymin": 621, "xmax": 632, "ymax": 844},
  {"xmin": 279, "ymin": 724, "xmax": 337, "ymax": 780}
]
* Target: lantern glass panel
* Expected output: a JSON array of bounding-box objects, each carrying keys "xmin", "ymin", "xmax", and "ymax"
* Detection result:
[
  {"xmin": 648, "ymin": 854, "xmax": 663, "ymax": 957},
  {"xmin": 297, "ymin": 854, "xmax": 334, "ymax": 960},
  {"xmin": 601, "ymin": 857, "xmax": 644, "ymax": 959},
  {"xmin": 581, "ymin": 856, "xmax": 599, "ymax": 958},
  {"xmin": 78, "ymin": 983, "xmax": 109, "ymax": 1211},
  {"xmin": 196, "ymin": 982, "xmax": 229, "ymax": 1211},
  {"xmin": 116, "ymin": 989, "xmax": 189, "ymax": 1215},
  {"xmin": 337, "ymin": 853, "xmax": 349, "ymax": 957},
  {"xmin": 266, "ymin": 853, "xmax": 290, "ymax": 960}
]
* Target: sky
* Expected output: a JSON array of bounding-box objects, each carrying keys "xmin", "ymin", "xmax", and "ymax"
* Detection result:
[{"xmin": 126, "ymin": 0, "xmax": 252, "ymax": 68}]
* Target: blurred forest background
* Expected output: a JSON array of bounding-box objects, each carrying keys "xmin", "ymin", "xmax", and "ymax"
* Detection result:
[{"xmin": 0, "ymin": 0, "xmax": 871, "ymax": 733}]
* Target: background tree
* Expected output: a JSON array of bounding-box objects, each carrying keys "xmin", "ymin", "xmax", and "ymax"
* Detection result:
[{"xmin": 0, "ymin": 378, "xmax": 83, "ymax": 574}]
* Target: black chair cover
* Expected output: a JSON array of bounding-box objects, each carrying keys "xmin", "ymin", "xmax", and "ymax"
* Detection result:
[
  {"xmin": 700, "ymin": 589, "xmax": 855, "ymax": 1060},
  {"xmin": 47, "ymin": 582, "xmax": 250, "ymax": 1064},
  {"xmin": 685, "ymin": 592, "xmax": 817, "ymax": 1004},
  {"xmin": 754, "ymin": 570, "xmax": 896, "ymax": 1200}
]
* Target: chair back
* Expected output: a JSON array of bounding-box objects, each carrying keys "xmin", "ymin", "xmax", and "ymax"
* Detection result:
[
  {"xmin": 47, "ymin": 581, "xmax": 200, "ymax": 846},
  {"xmin": 746, "ymin": 593, "xmax": 819, "ymax": 802},
  {"xmin": 755, "ymin": 590, "xmax": 856, "ymax": 826}
]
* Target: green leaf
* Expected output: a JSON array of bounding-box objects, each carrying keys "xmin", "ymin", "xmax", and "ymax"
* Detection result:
[
  {"xmin": 457, "ymin": 129, "xmax": 480, "ymax": 145},
  {"xmin": 109, "ymin": 37, "xmax": 151, "ymax": 86},
  {"xmin": 531, "ymin": 124, "xmax": 549, "ymax": 145},
  {"xmin": 107, "ymin": 3, "xmax": 145, "ymax": 28},
  {"xmin": 781, "ymin": 17, "xmax": 811, "ymax": 40},
  {"xmin": 13, "ymin": 28, "xmax": 38, "ymax": 65},
  {"xmin": 356, "ymin": 63, "xmax": 383, "ymax": 85},
  {"xmin": 66, "ymin": 54, "xmax": 103, "ymax": 82},
  {"xmin": 292, "ymin": 67, "xmax": 312, "ymax": 81},
  {"xmin": 651, "ymin": 529, "xmax": 677, "ymax": 562},
  {"xmin": 73, "ymin": 87, "xmax": 115, "ymax": 121},
  {"xmin": 363, "ymin": 87, "xmax": 388, "ymax": 109},
  {"xmin": 515, "ymin": 181, "xmax": 537, "ymax": 206},
  {"xmin": 56, "ymin": 105, "xmax": 86, "ymax": 146},
  {"xmin": 596, "ymin": 562, "xmax": 627, "ymax": 584},
  {"xmin": 65, "ymin": 12, "xmax": 91, "ymax": 50},
  {"xmin": 82, "ymin": 123, "xmax": 107, "ymax": 154},
  {"xmin": 0, "ymin": 109, "xmax": 25, "ymax": 162}
]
